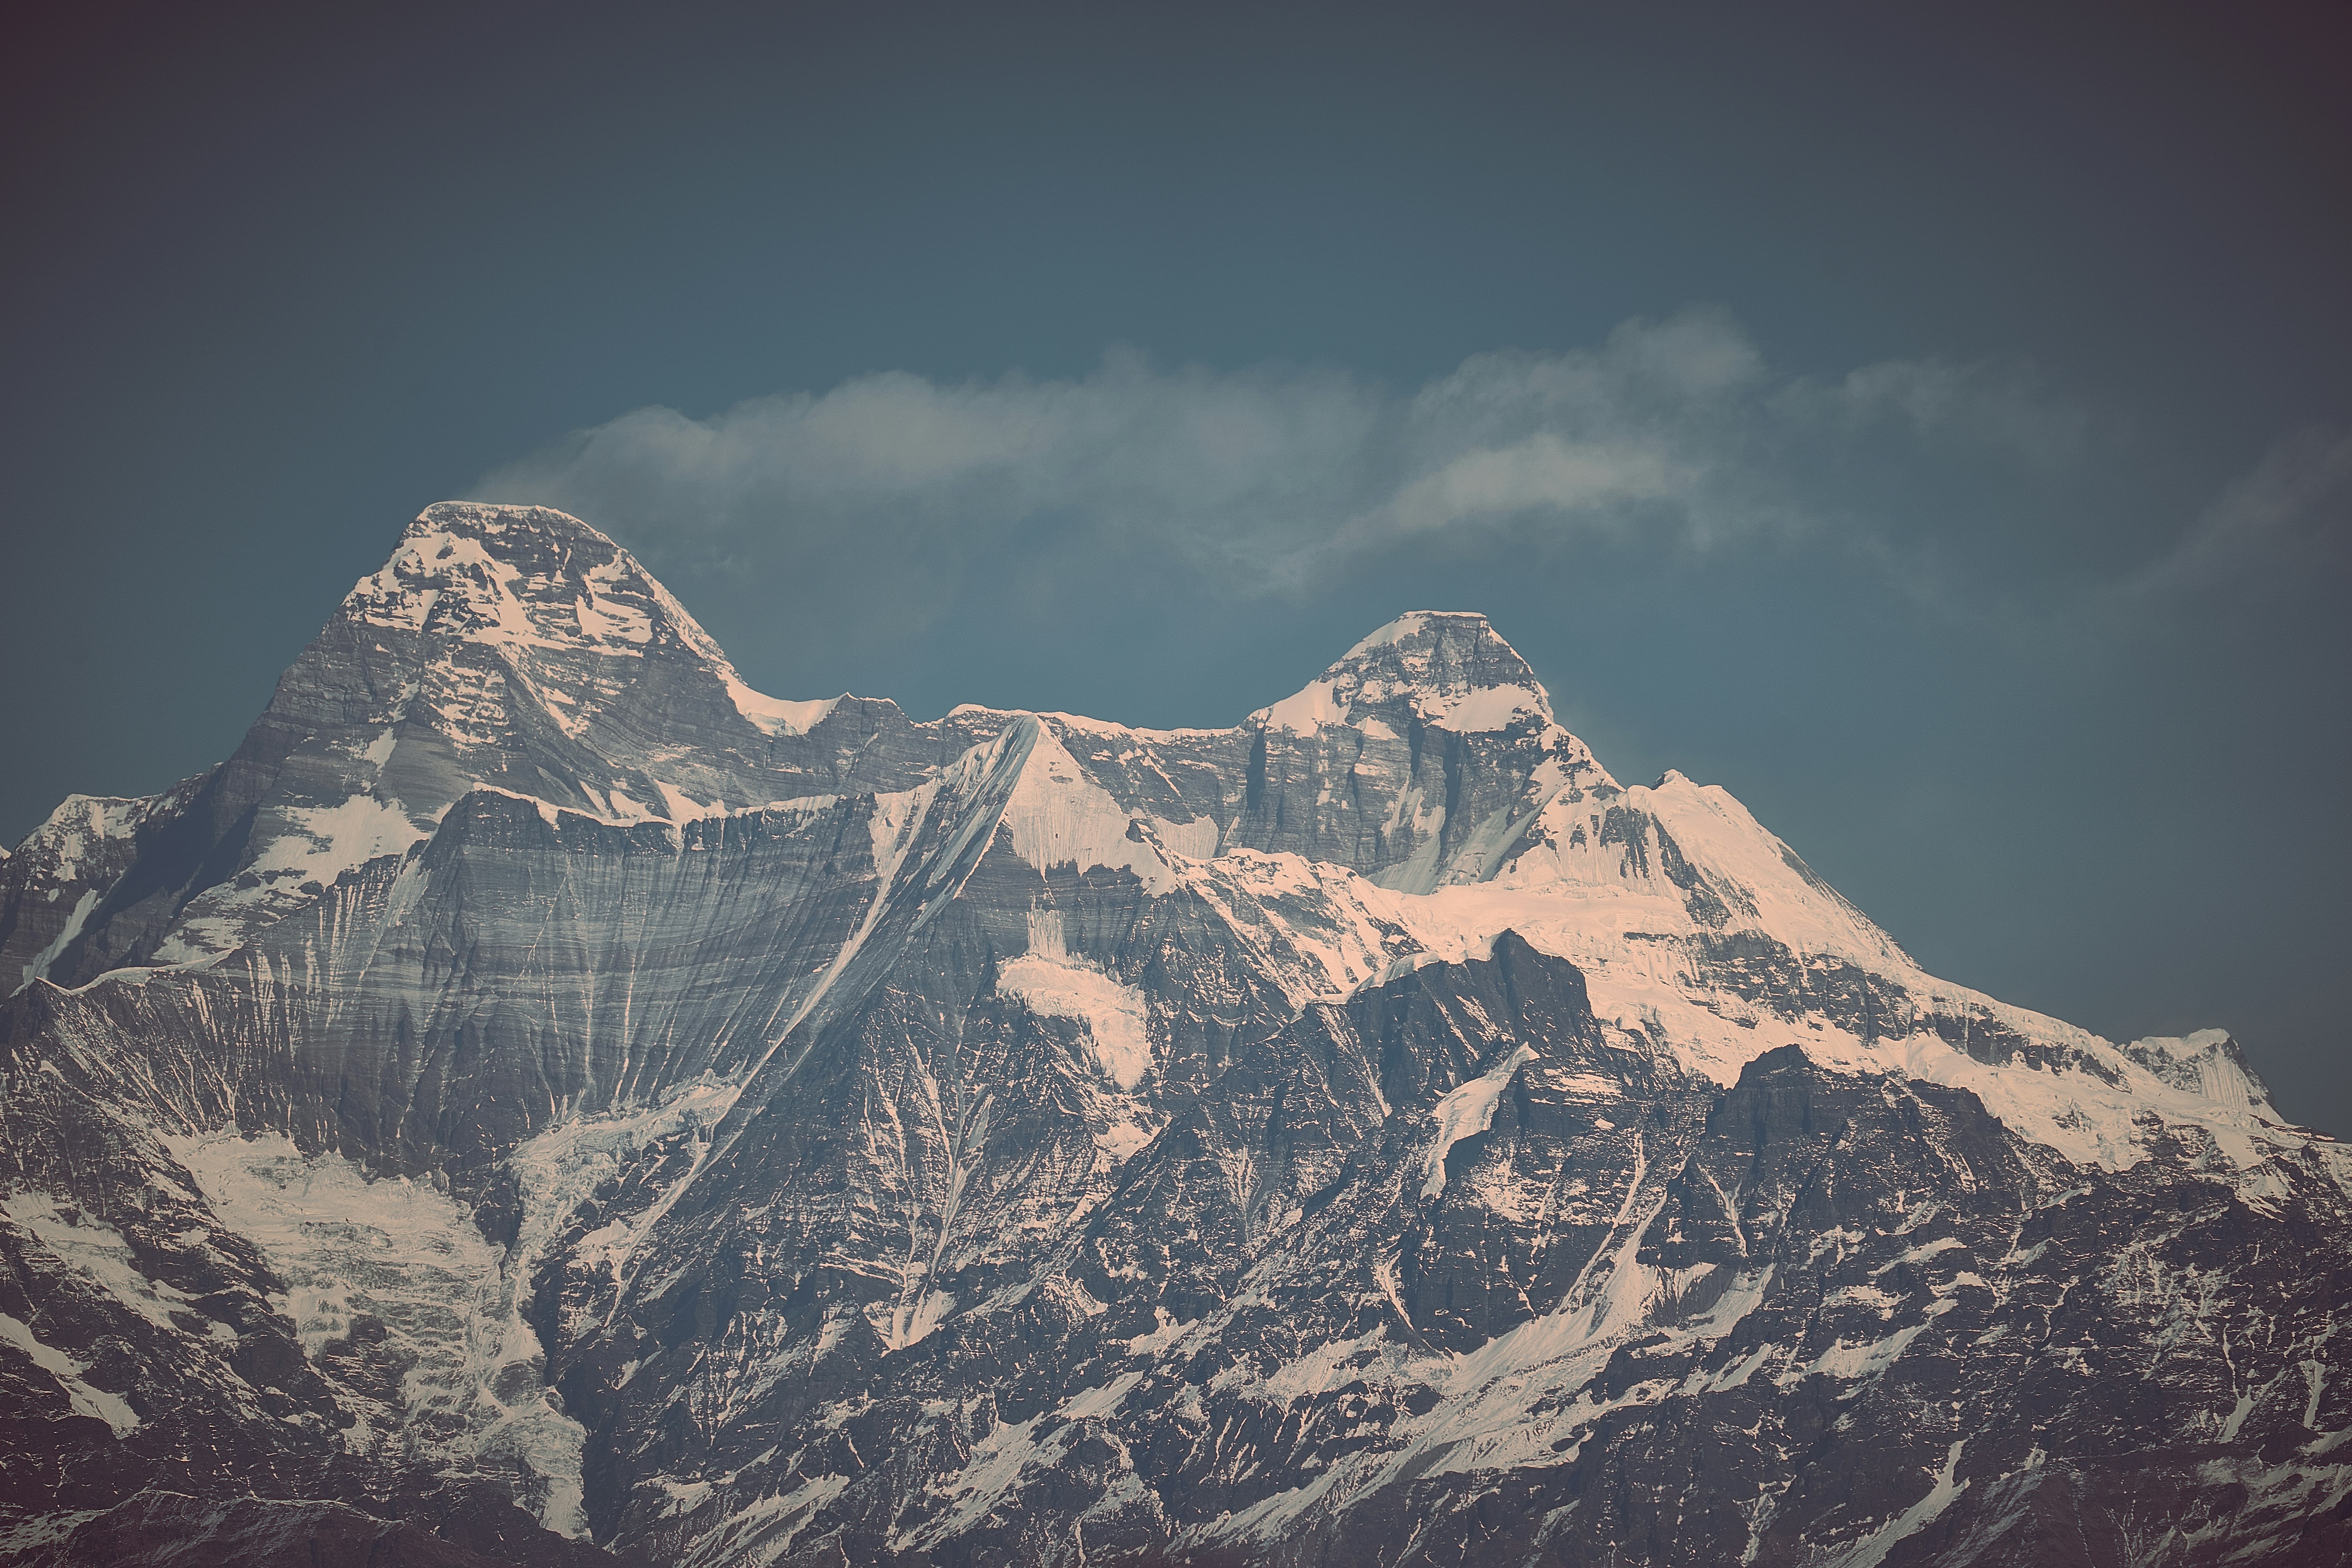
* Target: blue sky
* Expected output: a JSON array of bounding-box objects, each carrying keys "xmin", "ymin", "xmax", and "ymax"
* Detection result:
[{"xmin": 4, "ymin": 1, "xmax": 2346, "ymax": 1128}]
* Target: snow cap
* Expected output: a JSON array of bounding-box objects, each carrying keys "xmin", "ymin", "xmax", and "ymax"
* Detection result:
[{"xmin": 1253, "ymin": 611, "xmax": 1555, "ymax": 736}]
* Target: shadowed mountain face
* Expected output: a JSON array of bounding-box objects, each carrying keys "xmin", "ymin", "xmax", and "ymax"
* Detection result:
[{"xmin": 1, "ymin": 503, "xmax": 2345, "ymax": 1568}]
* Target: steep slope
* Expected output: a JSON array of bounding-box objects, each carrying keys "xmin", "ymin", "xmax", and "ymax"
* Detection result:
[
  {"xmin": 0, "ymin": 503, "xmax": 983, "ymax": 993},
  {"xmin": 2, "ymin": 505, "xmax": 2343, "ymax": 1568}
]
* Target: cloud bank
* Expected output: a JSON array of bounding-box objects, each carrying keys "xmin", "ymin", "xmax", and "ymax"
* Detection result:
[
  {"xmin": 474, "ymin": 310, "xmax": 2347, "ymax": 644},
  {"xmin": 474, "ymin": 312, "xmax": 2105, "ymax": 591}
]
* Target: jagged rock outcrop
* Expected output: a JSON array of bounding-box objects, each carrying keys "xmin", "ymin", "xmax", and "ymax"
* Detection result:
[{"xmin": 2, "ymin": 503, "xmax": 2344, "ymax": 1567}]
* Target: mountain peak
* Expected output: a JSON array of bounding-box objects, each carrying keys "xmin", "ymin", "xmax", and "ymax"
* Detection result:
[
  {"xmin": 1255, "ymin": 610, "xmax": 1555, "ymax": 736},
  {"xmin": 347, "ymin": 502, "xmax": 715, "ymax": 661},
  {"xmin": 402, "ymin": 499, "xmax": 620, "ymax": 549},
  {"xmin": 1338, "ymin": 609, "xmax": 1498, "ymax": 657}
]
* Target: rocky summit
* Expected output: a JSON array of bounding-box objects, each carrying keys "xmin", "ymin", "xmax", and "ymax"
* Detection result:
[{"xmin": 1, "ymin": 502, "xmax": 2346, "ymax": 1567}]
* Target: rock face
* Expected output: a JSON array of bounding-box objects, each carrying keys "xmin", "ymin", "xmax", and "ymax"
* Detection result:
[{"xmin": 1, "ymin": 502, "xmax": 2346, "ymax": 1568}]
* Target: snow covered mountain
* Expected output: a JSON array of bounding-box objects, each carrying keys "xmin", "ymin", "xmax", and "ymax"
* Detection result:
[{"xmin": 2, "ymin": 503, "xmax": 2345, "ymax": 1567}]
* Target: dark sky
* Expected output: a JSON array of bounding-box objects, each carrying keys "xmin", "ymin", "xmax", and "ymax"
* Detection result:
[{"xmin": 6, "ymin": 2, "xmax": 2348, "ymax": 1131}]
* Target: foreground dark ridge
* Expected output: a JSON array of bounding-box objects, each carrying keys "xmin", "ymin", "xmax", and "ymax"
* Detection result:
[{"xmin": 1, "ymin": 503, "xmax": 2344, "ymax": 1567}]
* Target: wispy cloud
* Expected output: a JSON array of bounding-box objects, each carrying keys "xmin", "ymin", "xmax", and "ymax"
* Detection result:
[
  {"xmin": 2119, "ymin": 425, "xmax": 2352, "ymax": 603},
  {"xmin": 473, "ymin": 310, "xmax": 2092, "ymax": 598}
]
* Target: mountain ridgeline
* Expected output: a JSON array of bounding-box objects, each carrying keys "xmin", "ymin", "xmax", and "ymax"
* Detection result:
[{"xmin": 0, "ymin": 503, "xmax": 2344, "ymax": 1567}]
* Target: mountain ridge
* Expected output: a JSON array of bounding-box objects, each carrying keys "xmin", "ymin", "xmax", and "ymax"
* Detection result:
[{"xmin": 1, "ymin": 502, "xmax": 2343, "ymax": 1567}]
